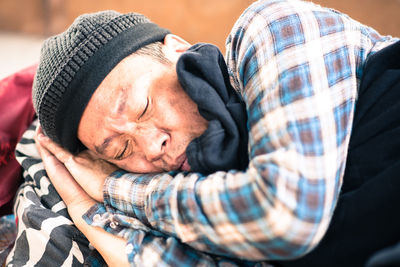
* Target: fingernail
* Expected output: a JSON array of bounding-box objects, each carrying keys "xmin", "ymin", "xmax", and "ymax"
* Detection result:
[{"xmin": 38, "ymin": 133, "xmax": 46, "ymax": 141}]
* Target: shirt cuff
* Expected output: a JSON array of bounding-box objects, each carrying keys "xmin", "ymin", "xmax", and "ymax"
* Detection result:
[
  {"xmin": 82, "ymin": 201, "xmax": 153, "ymax": 239},
  {"xmin": 82, "ymin": 203, "xmax": 120, "ymax": 235}
]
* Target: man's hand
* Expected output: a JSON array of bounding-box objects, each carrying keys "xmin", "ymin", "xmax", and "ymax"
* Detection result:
[
  {"xmin": 35, "ymin": 126, "xmax": 129, "ymax": 267},
  {"xmin": 35, "ymin": 126, "xmax": 118, "ymax": 202},
  {"xmin": 35, "ymin": 127, "xmax": 95, "ymax": 210}
]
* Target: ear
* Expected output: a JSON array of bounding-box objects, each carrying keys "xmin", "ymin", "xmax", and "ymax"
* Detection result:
[{"xmin": 162, "ymin": 34, "xmax": 191, "ymax": 62}]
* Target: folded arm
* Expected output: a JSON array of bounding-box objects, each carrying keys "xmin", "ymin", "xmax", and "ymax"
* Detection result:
[{"xmin": 99, "ymin": 0, "xmax": 396, "ymax": 260}]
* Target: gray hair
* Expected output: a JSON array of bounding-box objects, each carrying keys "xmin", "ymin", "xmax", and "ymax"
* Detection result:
[{"xmin": 135, "ymin": 41, "xmax": 171, "ymax": 64}]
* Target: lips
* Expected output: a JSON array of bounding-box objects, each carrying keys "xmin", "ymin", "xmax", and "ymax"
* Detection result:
[
  {"xmin": 180, "ymin": 157, "xmax": 191, "ymax": 171},
  {"xmin": 175, "ymin": 153, "xmax": 191, "ymax": 171}
]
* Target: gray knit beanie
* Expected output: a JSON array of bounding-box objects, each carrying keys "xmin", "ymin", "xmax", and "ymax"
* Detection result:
[{"xmin": 33, "ymin": 10, "xmax": 170, "ymax": 153}]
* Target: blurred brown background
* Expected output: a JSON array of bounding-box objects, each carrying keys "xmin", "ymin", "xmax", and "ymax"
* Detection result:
[
  {"xmin": 0, "ymin": 0, "xmax": 399, "ymax": 78},
  {"xmin": 1, "ymin": 0, "xmax": 400, "ymax": 50}
]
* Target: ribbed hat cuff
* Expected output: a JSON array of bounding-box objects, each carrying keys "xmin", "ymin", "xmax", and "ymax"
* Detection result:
[{"xmin": 54, "ymin": 22, "xmax": 170, "ymax": 153}]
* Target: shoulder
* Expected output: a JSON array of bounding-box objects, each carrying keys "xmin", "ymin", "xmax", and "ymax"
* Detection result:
[
  {"xmin": 225, "ymin": 0, "xmax": 332, "ymax": 91},
  {"xmin": 225, "ymin": 0, "xmax": 379, "ymax": 90},
  {"xmin": 228, "ymin": 0, "xmax": 332, "ymax": 36},
  {"xmin": 226, "ymin": 0, "xmax": 356, "ymax": 54}
]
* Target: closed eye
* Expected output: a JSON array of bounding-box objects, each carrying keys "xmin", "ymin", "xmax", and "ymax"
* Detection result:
[
  {"xmin": 115, "ymin": 140, "xmax": 129, "ymax": 160},
  {"xmin": 138, "ymin": 98, "xmax": 149, "ymax": 119}
]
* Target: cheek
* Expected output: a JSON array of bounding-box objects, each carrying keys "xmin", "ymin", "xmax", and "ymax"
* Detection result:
[
  {"xmin": 151, "ymin": 99, "xmax": 181, "ymax": 128},
  {"xmin": 166, "ymin": 102, "xmax": 208, "ymax": 136},
  {"xmin": 169, "ymin": 96, "xmax": 197, "ymax": 121}
]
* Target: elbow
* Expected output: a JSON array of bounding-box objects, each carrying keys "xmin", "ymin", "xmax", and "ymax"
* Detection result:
[
  {"xmin": 236, "ymin": 230, "xmax": 321, "ymax": 262},
  {"xmin": 268, "ymin": 219, "xmax": 327, "ymax": 260},
  {"xmin": 232, "ymin": 219, "xmax": 325, "ymax": 261},
  {"xmin": 280, "ymin": 234, "xmax": 321, "ymax": 260},
  {"xmin": 248, "ymin": 230, "xmax": 322, "ymax": 261},
  {"xmin": 255, "ymin": 207, "xmax": 328, "ymax": 261}
]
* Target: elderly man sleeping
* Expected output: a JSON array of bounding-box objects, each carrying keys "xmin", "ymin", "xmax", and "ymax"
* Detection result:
[{"xmin": 6, "ymin": 0, "xmax": 400, "ymax": 266}]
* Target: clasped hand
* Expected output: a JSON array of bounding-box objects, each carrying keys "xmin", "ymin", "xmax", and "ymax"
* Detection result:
[
  {"xmin": 35, "ymin": 126, "xmax": 131, "ymax": 267},
  {"xmin": 35, "ymin": 126, "xmax": 118, "ymax": 208}
]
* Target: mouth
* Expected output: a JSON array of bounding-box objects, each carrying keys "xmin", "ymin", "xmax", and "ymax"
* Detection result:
[{"xmin": 175, "ymin": 153, "xmax": 191, "ymax": 172}]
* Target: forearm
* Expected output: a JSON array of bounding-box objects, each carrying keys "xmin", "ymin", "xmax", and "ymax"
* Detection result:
[
  {"xmin": 81, "ymin": 202, "xmax": 260, "ymax": 266},
  {"xmin": 104, "ymin": 164, "xmax": 335, "ymax": 261}
]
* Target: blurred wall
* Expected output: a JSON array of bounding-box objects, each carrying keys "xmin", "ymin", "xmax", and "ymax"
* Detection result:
[{"xmin": 1, "ymin": 0, "xmax": 399, "ymax": 52}]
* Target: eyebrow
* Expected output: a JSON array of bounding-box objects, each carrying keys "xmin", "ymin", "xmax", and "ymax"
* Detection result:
[
  {"xmin": 96, "ymin": 89, "xmax": 128, "ymax": 157},
  {"xmin": 95, "ymin": 135, "xmax": 118, "ymax": 156},
  {"xmin": 116, "ymin": 88, "xmax": 128, "ymax": 115}
]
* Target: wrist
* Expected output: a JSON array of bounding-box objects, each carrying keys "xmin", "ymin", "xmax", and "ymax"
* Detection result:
[{"xmin": 67, "ymin": 198, "xmax": 96, "ymax": 223}]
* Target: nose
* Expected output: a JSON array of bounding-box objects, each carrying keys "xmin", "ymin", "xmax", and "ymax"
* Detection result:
[{"xmin": 138, "ymin": 127, "xmax": 169, "ymax": 162}]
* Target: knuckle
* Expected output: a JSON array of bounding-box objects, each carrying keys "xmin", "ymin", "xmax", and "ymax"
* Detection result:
[
  {"xmin": 65, "ymin": 154, "xmax": 77, "ymax": 166},
  {"xmin": 72, "ymin": 154, "xmax": 89, "ymax": 166}
]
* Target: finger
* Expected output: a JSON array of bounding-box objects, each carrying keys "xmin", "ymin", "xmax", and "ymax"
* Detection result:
[
  {"xmin": 36, "ymin": 132, "xmax": 72, "ymax": 164},
  {"xmin": 75, "ymin": 150, "xmax": 97, "ymax": 163},
  {"xmin": 78, "ymin": 149, "xmax": 115, "ymax": 169},
  {"xmin": 35, "ymin": 125, "xmax": 44, "ymax": 158},
  {"xmin": 35, "ymin": 124, "xmax": 41, "ymax": 137},
  {"xmin": 84, "ymin": 149, "xmax": 102, "ymax": 159},
  {"xmin": 37, "ymin": 138, "xmax": 95, "ymax": 207},
  {"xmin": 36, "ymin": 138, "xmax": 70, "ymax": 181},
  {"xmin": 35, "ymin": 124, "xmax": 45, "ymax": 136}
]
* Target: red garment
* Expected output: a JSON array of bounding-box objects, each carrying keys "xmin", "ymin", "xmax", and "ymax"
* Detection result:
[{"xmin": 0, "ymin": 65, "xmax": 37, "ymax": 216}]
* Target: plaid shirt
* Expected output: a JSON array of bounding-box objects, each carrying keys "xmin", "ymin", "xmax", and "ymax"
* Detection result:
[{"xmin": 84, "ymin": 0, "xmax": 398, "ymax": 265}]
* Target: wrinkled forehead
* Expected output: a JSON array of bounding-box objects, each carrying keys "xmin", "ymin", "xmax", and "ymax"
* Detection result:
[
  {"xmin": 77, "ymin": 54, "xmax": 152, "ymax": 147},
  {"xmin": 90, "ymin": 59, "xmax": 152, "ymax": 117}
]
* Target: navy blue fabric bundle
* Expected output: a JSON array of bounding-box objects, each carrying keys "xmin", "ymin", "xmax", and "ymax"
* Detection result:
[
  {"xmin": 276, "ymin": 41, "xmax": 400, "ymax": 267},
  {"xmin": 177, "ymin": 43, "xmax": 249, "ymax": 174}
]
